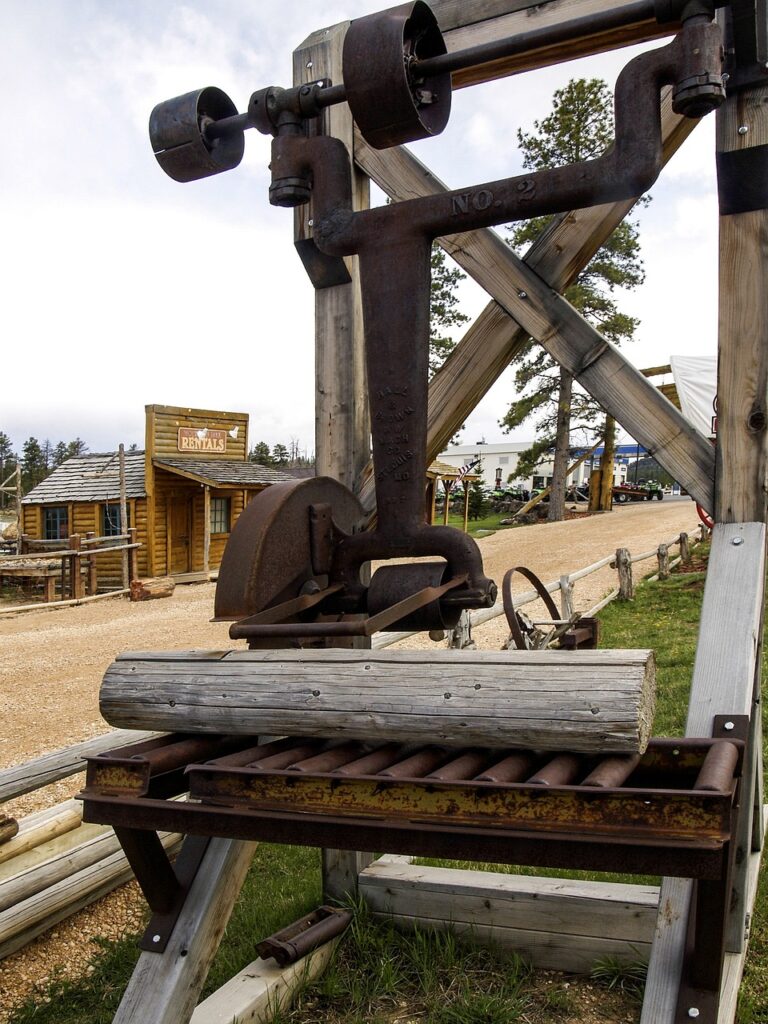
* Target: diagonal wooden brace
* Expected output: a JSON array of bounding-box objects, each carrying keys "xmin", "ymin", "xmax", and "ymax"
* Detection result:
[{"xmin": 354, "ymin": 107, "xmax": 715, "ymax": 513}]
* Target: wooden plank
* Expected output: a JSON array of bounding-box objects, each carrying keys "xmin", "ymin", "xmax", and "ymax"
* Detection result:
[
  {"xmin": 359, "ymin": 860, "xmax": 658, "ymax": 974},
  {"xmin": 113, "ymin": 839, "xmax": 256, "ymax": 1024},
  {"xmin": 191, "ymin": 939, "xmax": 340, "ymax": 1024},
  {"xmin": 0, "ymin": 821, "xmax": 110, "ymax": 885},
  {"xmin": 0, "ymin": 800, "xmax": 82, "ymax": 866},
  {"xmin": 432, "ymin": 0, "xmax": 671, "ymax": 88},
  {"xmin": 353, "ymin": 133, "xmax": 715, "ymax": 513},
  {"xmin": 0, "ymin": 729, "xmax": 162, "ymax": 803},
  {"xmin": 641, "ymin": 524, "xmax": 766, "ymax": 1023},
  {"xmin": 100, "ymin": 648, "xmax": 657, "ymax": 753}
]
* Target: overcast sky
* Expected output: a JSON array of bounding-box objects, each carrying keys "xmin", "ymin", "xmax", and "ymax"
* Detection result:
[{"xmin": 0, "ymin": 2, "xmax": 717, "ymax": 458}]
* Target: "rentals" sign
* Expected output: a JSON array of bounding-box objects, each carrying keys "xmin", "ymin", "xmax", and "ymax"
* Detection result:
[{"xmin": 177, "ymin": 427, "xmax": 227, "ymax": 453}]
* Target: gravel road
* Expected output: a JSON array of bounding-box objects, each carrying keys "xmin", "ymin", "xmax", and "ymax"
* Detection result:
[{"xmin": 0, "ymin": 497, "xmax": 701, "ymax": 1018}]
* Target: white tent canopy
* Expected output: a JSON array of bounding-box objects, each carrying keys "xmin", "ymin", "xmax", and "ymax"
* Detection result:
[{"xmin": 670, "ymin": 354, "xmax": 717, "ymax": 439}]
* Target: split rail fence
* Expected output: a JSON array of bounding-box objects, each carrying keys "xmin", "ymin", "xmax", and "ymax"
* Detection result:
[
  {"xmin": 0, "ymin": 521, "xmax": 706, "ymax": 1014},
  {"xmin": 0, "ymin": 529, "xmax": 140, "ymax": 613}
]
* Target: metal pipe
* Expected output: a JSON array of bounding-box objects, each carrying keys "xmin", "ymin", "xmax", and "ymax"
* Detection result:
[{"xmin": 413, "ymin": 1, "xmax": 660, "ymax": 80}]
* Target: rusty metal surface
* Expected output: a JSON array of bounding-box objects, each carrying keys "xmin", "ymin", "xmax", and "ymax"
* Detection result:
[{"xmin": 256, "ymin": 905, "xmax": 352, "ymax": 967}]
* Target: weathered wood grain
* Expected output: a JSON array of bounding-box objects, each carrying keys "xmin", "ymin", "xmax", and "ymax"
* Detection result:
[
  {"xmin": 113, "ymin": 839, "xmax": 256, "ymax": 1024},
  {"xmin": 0, "ymin": 801, "xmax": 82, "ymax": 866},
  {"xmin": 100, "ymin": 649, "xmax": 657, "ymax": 753},
  {"xmin": 360, "ymin": 860, "xmax": 658, "ymax": 973}
]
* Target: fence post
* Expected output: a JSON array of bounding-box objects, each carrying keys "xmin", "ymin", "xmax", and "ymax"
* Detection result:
[
  {"xmin": 127, "ymin": 528, "xmax": 138, "ymax": 586},
  {"xmin": 20, "ymin": 534, "xmax": 29, "ymax": 555},
  {"xmin": 447, "ymin": 610, "xmax": 475, "ymax": 650},
  {"xmin": 616, "ymin": 547, "xmax": 634, "ymax": 600},
  {"xmin": 657, "ymin": 542, "xmax": 670, "ymax": 580},
  {"xmin": 679, "ymin": 531, "xmax": 690, "ymax": 565},
  {"xmin": 699, "ymin": 522, "xmax": 709, "ymax": 543},
  {"xmin": 560, "ymin": 575, "xmax": 574, "ymax": 620},
  {"xmin": 69, "ymin": 535, "xmax": 83, "ymax": 600},
  {"xmin": 85, "ymin": 532, "xmax": 98, "ymax": 596}
]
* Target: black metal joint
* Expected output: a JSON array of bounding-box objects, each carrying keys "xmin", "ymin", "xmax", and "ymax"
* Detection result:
[{"xmin": 655, "ymin": 0, "xmax": 721, "ymax": 23}]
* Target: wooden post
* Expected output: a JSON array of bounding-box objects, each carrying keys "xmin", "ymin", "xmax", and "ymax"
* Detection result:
[
  {"xmin": 127, "ymin": 527, "xmax": 139, "ymax": 584},
  {"xmin": 599, "ymin": 415, "xmax": 616, "ymax": 511},
  {"xmin": 69, "ymin": 535, "xmax": 83, "ymax": 600},
  {"xmin": 588, "ymin": 468, "xmax": 601, "ymax": 512},
  {"xmin": 203, "ymin": 486, "xmax": 211, "ymax": 576},
  {"xmin": 294, "ymin": 20, "xmax": 373, "ymax": 900},
  {"xmin": 679, "ymin": 531, "xmax": 690, "ymax": 565},
  {"xmin": 443, "ymin": 481, "xmax": 452, "ymax": 525},
  {"xmin": 85, "ymin": 532, "xmax": 98, "ymax": 596},
  {"xmin": 462, "ymin": 480, "xmax": 470, "ymax": 532},
  {"xmin": 615, "ymin": 548, "xmax": 634, "ymax": 600},
  {"xmin": 15, "ymin": 465, "xmax": 21, "ymax": 555},
  {"xmin": 656, "ymin": 543, "xmax": 670, "ymax": 581},
  {"xmin": 560, "ymin": 575, "xmax": 575, "ymax": 620},
  {"xmin": 119, "ymin": 443, "xmax": 129, "ymax": 590}
]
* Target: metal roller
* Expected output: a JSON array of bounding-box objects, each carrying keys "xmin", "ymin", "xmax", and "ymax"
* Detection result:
[
  {"xmin": 367, "ymin": 561, "xmax": 462, "ymax": 631},
  {"xmin": 342, "ymin": 0, "xmax": 451, "ymax": 149},
  {"xmin": 149, "ymin": 86, "xmax": 245, "ymax": 182}
]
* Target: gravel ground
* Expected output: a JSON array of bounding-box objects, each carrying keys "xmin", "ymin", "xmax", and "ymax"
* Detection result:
[{"xmin": 0, "ymin": 497, "xmax": 701, "ymax": 1020}]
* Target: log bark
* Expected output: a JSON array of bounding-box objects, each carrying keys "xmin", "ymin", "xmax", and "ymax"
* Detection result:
[
  {"xmin": 0, "ymin": 817, "xmax": 18, "ymax": 846},
  {"xmin": 0, "ymin": 800, "xmax": 82, "ymax": 866},
  {"xmin": 101, "ymin": 649, "xmax": 657, "ymax": 754},
  {"xmin": 616, "ymin": 548, "xmax": 634, "ymax": 600},
  {"xmin": 130, "ymin": 576, "xmax": 175, "ymax": 602}
]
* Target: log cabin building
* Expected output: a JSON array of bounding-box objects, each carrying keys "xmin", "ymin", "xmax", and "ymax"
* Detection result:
[{"xmin": 20, "ymin": 405, "xmax": 297, "ymax": 579}]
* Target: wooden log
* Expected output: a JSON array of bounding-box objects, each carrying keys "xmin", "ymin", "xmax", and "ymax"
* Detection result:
[
  {"xmin": 130, "ymin": 576, "xmax": 175, "ymax": 602},
  {"xmin": 0, "ymin": 800, "xmax": 82, "ymax": 866},
  {"xmin": 100, "ymin": 649, "xmax": 657, "ymax": 754},
  {"xmin": 359, "ymin": 860, "xmax": 659, "ymax": 974},
  {"xmin": 0, "ymin": 830, "xmax": 182, "ymax": 960},
  {"xmin": 0, "ymin": 827, "xmax": 118, "ymax": 912},
  {"xmin": 0, "ymin": 728, "xmax": 162, "ymax": 803},
  {"xmin": 616, "ymin": 548, "xmax": 634, "ymax": 600},
  {"xmin": 0, "ymin": 816, "xmax": 18, "ymax": 846},
  {"xmin": 679, "ymin": 531, "xmax": 690, "ymax": 565}
]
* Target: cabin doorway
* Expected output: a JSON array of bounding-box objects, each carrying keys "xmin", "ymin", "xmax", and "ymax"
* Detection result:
[{"xmin": 168, "ymin": 496, "xmax": 192, "ymax": 574}]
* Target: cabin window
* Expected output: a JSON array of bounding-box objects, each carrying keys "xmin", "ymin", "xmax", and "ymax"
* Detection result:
[
  {"xmin": 43, "ymin": 506, "xmax": 68, "ymax": 540},
  {"xmin": 211, "ymin": 497, "xmax": 231, "ymax": 535},
  {"xmin": 102, "ymin": 504, "xmax": 129, "ymax": 537}
]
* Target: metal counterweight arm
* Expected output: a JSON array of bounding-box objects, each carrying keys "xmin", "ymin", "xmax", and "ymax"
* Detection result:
[{"xmin": 262, "ymin": 20, "xmax": 722, "ymax": 604}]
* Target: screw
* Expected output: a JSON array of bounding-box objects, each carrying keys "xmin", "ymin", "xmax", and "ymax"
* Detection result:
[
  {"xmin": 688, "ymin": 1009, "xmax": 700, "ymax": 1019},
  {"xmin": 306, "ymin": 61, "xmax": 313, "ymax": 69},
  {"xmin": 152, "ymin": 934, "xmax": 161, "ymax": 944},
  {"xmin": 307, "ymin": 218, "xmax": 314, "ymax": 227},
  {"xmin": 732, "ymin": 536, "xmax": 744, "ymax": 546},
  {"xmin": 724, "ymin": 720, "xmax": 735, "ymax": 731},
  {"xmin": 738, "ymin": 125, "xmax": 749, "ymax": 134},
  {"xmin": 518, "ymin": 290, "xmax": 528, "ymax": 299}
]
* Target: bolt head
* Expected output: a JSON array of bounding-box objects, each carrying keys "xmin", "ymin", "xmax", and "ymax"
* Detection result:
[
  {"xmin": 738, "ymin": 125, "xmax": 749, "ymax": 134},
  {"xmin": 724, "ymin": 720, "xmax": 735, "ymax": 731},
  {"xmin": 688, "ymin": 1009, "xmax": 700, "ymax": 1019},
  {"xmin": 152, "ymin": 934, "xmax": 162, "ymax": 943},
  {"xmin": 732, "ymin": 536, "xmax": 744, "ymax": 546},
  {"xmin": 518, "ymin": 290, "xmax": 528, "ymax": 299}
]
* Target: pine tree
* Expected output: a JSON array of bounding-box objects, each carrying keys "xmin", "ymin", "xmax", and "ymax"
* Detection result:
[
  {"xmin": 249, "ymin": 441, "xmax": 273, "ymax": 465},
  {"xmin": 502, "ymin": 78, "xmax": 646, "ymax": 521},
  {"xmin": 429, "ymin": 246, "xmax": 469, "ymax": 374},
  {"xmin": 272, "ymin": 443, "xmax": 289, "ymax": 466},
  {"xmin": 21, "ymin": 437, "xmax": 47, "ymax": 493},
  {"xmin": 0, "ymin": 433, "xmax": 16, "ymax": 509}
]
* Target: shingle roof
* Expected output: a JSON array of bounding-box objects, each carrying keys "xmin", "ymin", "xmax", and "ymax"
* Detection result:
[
  {"xmin": 153, "ymin": 458, "xmax": 297, "ymax": 486},
  {"xmin": 22, "ymin": 452, "xmax": 147, "ymax": 505}
]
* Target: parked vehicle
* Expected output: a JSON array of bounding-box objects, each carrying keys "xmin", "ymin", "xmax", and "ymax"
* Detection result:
[{"xmin": 613, "ymin": 481, "xmax": 664, "ymax": 503}]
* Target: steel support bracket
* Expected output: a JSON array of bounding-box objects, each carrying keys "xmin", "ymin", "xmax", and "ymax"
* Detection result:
[
  {"xmin": 712, "ymin": 713, "xmax": 751, "ymax": 742},
  {"xmin": 722, "ymin": 0, "xmax": 768, "ymax": 91},
  {"xmin": 137, "ymin": 834, "xmax": 212, "ymax": 953}
]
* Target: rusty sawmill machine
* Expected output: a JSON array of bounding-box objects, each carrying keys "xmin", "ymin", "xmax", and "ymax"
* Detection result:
[{"xmin": 78, "ymin": 3, "xmax": 766, "ymax": 1022}]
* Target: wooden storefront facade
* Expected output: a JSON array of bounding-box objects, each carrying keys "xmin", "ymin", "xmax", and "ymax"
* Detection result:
[{"xmin": 21, "ymin": 405, "xmax": 296, "ymax": 580}]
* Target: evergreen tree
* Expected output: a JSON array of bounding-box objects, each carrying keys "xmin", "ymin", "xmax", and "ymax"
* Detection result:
[
  {"xmin": 65, "ymin": 437, "xmax": 88, "ymax": 458},
  {"xmin": 52, "ymin": 441, "xmax": 69, "ymax": 467},
  {"xmin": 429, "ymin": 246, "xmax": 470, "ymax": 374},
  {"xmin": 21, "ymin": 437, "xmax": 47, "ymax": 493},
  {"xmin": 501, "ymin": 78, "xmax": 646, "ymax": 521},
  {"xmin": 0, "ymin": 433, "xmax": 16, "ymax": 509},
  {"xmin": 272, "ymin": 443, "xmax": 289, "ymax": 466},
  {"xmin": 249, "ymin": 441, "xmax": 273, "ymax": 465}
]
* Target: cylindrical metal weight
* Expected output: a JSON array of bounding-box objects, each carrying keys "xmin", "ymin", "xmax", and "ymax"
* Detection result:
[
  {"xmin": 149, "ymin": 87, "xmax": 245, "ymax": 182},
  {"xmin": 343, "ymin": 1, "xmax": 451, "ymax": 149},
  {"xmin": 368, "ymin": 562, "xmax": 462, "ymax": 631}
]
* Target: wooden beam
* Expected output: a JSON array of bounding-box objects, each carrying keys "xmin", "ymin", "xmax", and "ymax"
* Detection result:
[
  {"xmin": 353, "ymin": 103, "xmax": 715, "ymax": 513},
  {"xmin": 294, "ymin": 24, "xmax": 370, "ymax": 495},
  {"xmin": 715, "ymin": 85, "xmax": 768, "ymax": 523},
  {"xmin": 431, "ymin": 0, "xmax": 672, "ymax": 88},
  {"xmin": 360, "ymin": 859, "xmax": 659, "ymax": 974},
  {"xmin": 113, "ymin": 839, "xmax": 256, "ymax": 1024},
  {"xmin": 640, "ymin": 523, "xmax": 766, "ymax": 1022},
  {"xmin": 203, "ymin": 486, "xmax": 210, "ymax": 575}
]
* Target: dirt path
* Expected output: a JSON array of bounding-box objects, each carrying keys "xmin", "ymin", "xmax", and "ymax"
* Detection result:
[{"xmin": 0, "ymin": 498, "xmax": 701, "ymax": 1018}]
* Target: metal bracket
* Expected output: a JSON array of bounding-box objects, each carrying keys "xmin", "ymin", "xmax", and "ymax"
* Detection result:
[
  {"xmin": 712, "ymin": 713, "xmax": 750, "ymax": 742},
  {"xmin": 722, "ymin": 0, "xmax": 768, "ymax": 91},
  {"xmin": 138, "ymin": 835, "xmax": 211, "ymax": 953}
]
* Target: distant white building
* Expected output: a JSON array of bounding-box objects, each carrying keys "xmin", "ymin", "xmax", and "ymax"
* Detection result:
[{"xmin": 437, "ymin": 441, "xmax": 633, "ymax": 492}]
